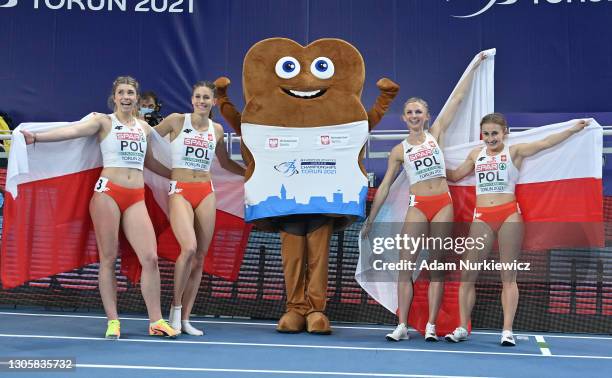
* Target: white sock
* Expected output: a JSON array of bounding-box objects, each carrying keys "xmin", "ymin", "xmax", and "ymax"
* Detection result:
[
  {"xmin": 169, "ymin": 305, "xmax": 182, "ymax": 332},
  {"xmin": 181, "ymin": 320, "xmax": 204, "ymax": 336}
]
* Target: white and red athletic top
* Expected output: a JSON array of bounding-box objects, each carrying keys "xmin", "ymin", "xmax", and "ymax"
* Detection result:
[
  {"xmin": 402, "ymin": 132, "xmax": 446, "ymax": 185},
  {"xmin": 171, "ymin": 114, "xmax": 216, "ymax": 171},
  {"xmin": 100, "ymin": 114, "xmax": 147, "ymax": 170},
  {"xmin": 474, "ymin": 144, "xmax": 519, "ymax": 195}
]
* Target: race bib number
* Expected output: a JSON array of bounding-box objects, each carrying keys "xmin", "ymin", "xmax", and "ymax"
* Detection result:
[
  {"xmin": 168, "ymin": 180, "xmax": 178, "ymax": 195},
  {"xmin": 94, "ymin": 177, "xmax": 110, "ymax": 193},
  {"xmin": 408, "ymin": 194, "xmax": 416, "ymax": 207}
]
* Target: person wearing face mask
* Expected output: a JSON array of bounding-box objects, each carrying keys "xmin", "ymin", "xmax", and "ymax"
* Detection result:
[
  {"xmin": 154, "ymin": 81, "xmax": 245, "ymax": 335},
  {"xmin": 139, "ymin": 91, "xmax": 164, "ymax": 126},
  {"xmin": 20, "ymin": 76, "xmax": 177, "ymax": 340},
  {"xmin": 362, "ymin": 54, "xmax": 487, "ymax": 342},
  {"xmin": 445, "ymin": 114, "xmax": 589, "ymax": 346}
]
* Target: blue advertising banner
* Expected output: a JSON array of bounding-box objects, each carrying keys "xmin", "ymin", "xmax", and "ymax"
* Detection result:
[{"xmin": 1, "ymin": 0, "xmax": 611, "ymax": 126}]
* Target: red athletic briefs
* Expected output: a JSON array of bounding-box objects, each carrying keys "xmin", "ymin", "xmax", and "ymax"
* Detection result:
[
  {"xmin": 473, "ymin": 201, "xmax": 521, "ymax": 232},
  {"xmin": 409, "ymin": 192, "xmax": 453, "ymax": 222},
  {"xmin": 95, "ymin": 178, "xmax": 145, "ymax": 213},
  {"xmin": 169, "ymin": 181, "xmax": 214, "ymax": 209}
]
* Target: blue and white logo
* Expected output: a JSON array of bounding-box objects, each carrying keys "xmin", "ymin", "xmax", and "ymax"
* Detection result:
[
  {"xmin": 274, "ymin": 160, "xmax": 299, "ymax": 177},
  {"xmin": 448, "ymin": 0, "xmax": 611, "ymax": 18},
  {"xmin": 448, "ymin": 0, "xmax": 516, "ymax": 18},
  {"xmin": 0, "ymin": 0, "xmax": 18, "ymax": 8}
]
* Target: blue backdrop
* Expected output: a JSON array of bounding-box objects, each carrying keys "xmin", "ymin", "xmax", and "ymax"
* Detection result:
[{"xmin": 1, "ymin": 0, "xmax": 611, "ymax": 127}]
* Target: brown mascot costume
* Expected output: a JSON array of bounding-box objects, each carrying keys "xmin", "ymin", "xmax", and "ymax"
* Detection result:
[{"xmin": 215, "ymin": 38, "xmax": 398, "ymax": 334}]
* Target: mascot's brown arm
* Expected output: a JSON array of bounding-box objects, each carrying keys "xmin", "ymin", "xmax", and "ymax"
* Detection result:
[
  {"xmin": 367, "ymin": 78, "xmax": 400, "ymax": 131},
  {"xmin": 214, "ymin": 77, "xmax": 254, "ymax": 175},
  {"xmin": 214, "ymin": 77, "xmax": 242, "ymax": 135}
]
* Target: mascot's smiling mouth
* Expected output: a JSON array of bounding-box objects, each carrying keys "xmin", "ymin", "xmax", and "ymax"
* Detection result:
[{"xmin": 282, "ymin": 88, "xmax": 327, "ymax": 99}]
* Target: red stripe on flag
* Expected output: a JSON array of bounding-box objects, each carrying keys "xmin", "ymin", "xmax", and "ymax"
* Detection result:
[
  {"xmin": 405, "ymin": 178, "xmax": 604, "ymax": 334},
  {"xmin": 406, "ymin": 253, "xmax": 470, "ymax": 335},
  {"xmin": 204, "ymin": 210, "xmax": 252, "ymax": 281},
  {"xmin": 122, "ymin": 186, "xmax": 251, "ymax": 283},
  {"xmin": 1, "ymin": 168, "xmax": 102, "ymax": 289},
  {"xmin": 1, "ymin": 171, "xmax": 250, "ymax": 288},
  {"xmin": 450, "ymin": 178, "xmax": 604, "ymax": 250},
  {"xmin": 408, "ymin": 277, "xmax": 471, "ymax": 336},
  {"xmin": 516, "ymin": 178, "xmax": 603, "ymax": 222}
]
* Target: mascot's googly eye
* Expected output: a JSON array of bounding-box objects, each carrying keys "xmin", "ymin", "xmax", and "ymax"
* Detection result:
[
  {"xmin": 275, "ymin": 57, "xmax": 301, "ymax": 79},
  {"xmin": 310, "ymin": 57, "xmax": 335, "ymax": 79}
]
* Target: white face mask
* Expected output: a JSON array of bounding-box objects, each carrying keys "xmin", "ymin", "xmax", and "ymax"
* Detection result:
[{"xmin": 139, "ymin": 107, "xmax": 154, "ymax": 117}]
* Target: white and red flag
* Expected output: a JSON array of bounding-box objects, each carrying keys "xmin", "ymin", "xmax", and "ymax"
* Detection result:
[
  {"xmin": 446, "ymin": 119, "xmax": 603, "ymax": 249},
  {"xmin": 1, "ymin": 117, "xmax": 250, "ymax": 288},
  {"xmin": 356, "ymin": 48, "xmax": 603, "ymax": 336}
]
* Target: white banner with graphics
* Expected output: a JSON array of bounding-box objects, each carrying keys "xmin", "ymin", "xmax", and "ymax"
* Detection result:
[{"xmin": 241, "ymin": 121, "xmax": 369, "ymax": 221}]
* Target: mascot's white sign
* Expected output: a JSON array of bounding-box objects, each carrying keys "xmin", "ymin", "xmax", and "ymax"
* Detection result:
[
  {"xmin": 241, "ymin": 121, "xmax": 369, "ymax": 221},
  {"xmin": 0, "ymin": 0, "xmax": 194, "ymax": 13}
]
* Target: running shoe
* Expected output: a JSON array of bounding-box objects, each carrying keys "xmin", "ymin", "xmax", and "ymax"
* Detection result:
[
  {"xmin": 386, "ymin": 323, "xmax": 409, "ymax": 341},
  {"xmin": 149, "ymin": 319, "xmax": 178, "ymax": 338},
  {"xmin": 424, "ymin": 322, "xmax": 438, "ymax": 342},
  {"xmin": 105, "ymin": 319, "xmax": 120, "ymax": 340},
  {"xmin": 445, "ymin": 327, "xmax": 468, "ymax": 343},
  {"xmin": 501, "ymin": 330, "xmax": 516, "ymax": 346}
]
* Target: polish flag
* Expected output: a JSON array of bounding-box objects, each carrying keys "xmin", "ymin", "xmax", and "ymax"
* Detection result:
[
  {"xmin": 0, "ymin": 117, "xmax": 250, "ymax": 289},
  {"xmin": 357, "ymin": 49, "xmax": 496, "ymax": 336},
  {"xmin": 445, "ymin": 119, "xmax": 604, "ymax": 250},
  {"xmin": 357, "ymin": 49, "xmax": 603, "ymax": 336},
  {"xmin": 359, "ymin": 123, "xmax": 603, "ymax": 335}
]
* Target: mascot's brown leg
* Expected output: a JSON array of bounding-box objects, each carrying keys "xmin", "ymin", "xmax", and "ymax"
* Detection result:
[
  {"xmin": 277, "ymin": 231, "xmax": 308, "ymax": 333},
  {"xmin": 305, "ymin": 219, "xmax": 334, "ymax": 335}
]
